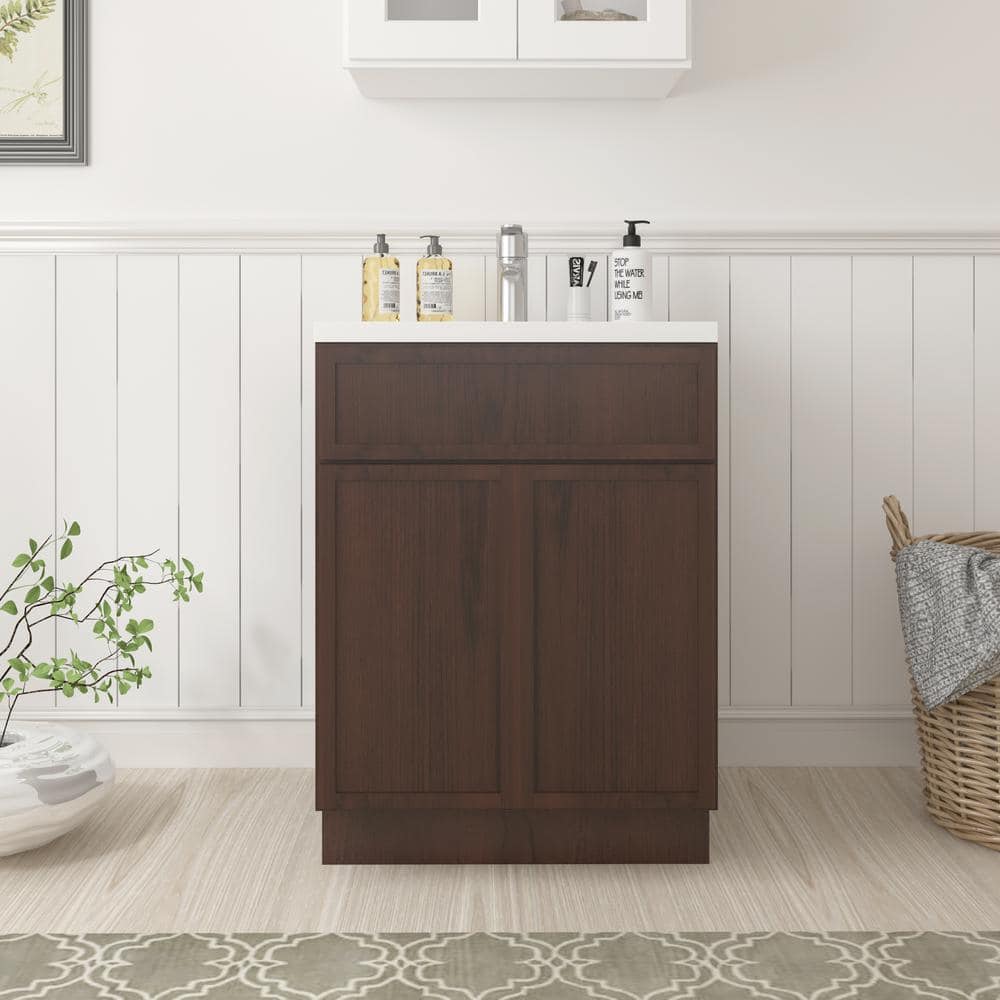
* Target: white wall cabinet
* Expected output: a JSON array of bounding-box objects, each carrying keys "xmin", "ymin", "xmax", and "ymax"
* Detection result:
[{"xmin": 343, "ymin": 0, "xmax": 691, "ymax": 99}]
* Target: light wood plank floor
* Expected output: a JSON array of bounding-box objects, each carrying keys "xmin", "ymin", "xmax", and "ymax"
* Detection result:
[{"xmin": 2, "ymin": 768, "xmax": 998, "ymax": 932}]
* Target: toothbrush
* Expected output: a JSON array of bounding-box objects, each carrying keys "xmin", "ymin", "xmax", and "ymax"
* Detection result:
[{"xmin": 585, "ymin": 260, "xmax": 598, "ymax": 288}]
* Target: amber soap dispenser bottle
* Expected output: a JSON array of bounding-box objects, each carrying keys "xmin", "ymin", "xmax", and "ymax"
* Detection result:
[
  {"xmin": 362, "ymin": 234, "xmax": 401, "ymax": 322},
  {"xmin": 416, "ymin": 235, "xmax": 454, "ymax": 322}
]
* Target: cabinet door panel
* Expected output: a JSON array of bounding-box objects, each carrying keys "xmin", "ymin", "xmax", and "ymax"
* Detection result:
[
  {"xmin": 522, "ymin": 465, "xmax": 715, "ymax": 807},
  {"xmin": 317, "ymin": 465, "xmax": 505, "ymax": 807},
  {"xmin": 347, "ymin": 0, "xmax": 518, "ymax": 62},
  {"xmin": 518, "ymin": 0, "xmax": 688, "ymax": 62}
]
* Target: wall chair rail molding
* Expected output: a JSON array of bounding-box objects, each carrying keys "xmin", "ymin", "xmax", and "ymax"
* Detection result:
[{"xmin": 1, "ymin": 224, "xmax": 1000, "ymax": 255}]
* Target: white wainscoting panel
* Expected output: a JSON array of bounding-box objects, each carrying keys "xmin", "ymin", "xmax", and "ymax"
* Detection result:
[
  {"xmin": 0, "ymin": 256, "xmax": 55, "ymax": 683},
  {"xmin": 852, "ymin": 256, "xmax": 913, "ymax": 706},
  {"xmin": 790, "ymin": 256, "xmax": 853, "ymax": 706},
  {"xmin": 178, "ymin": 255, "xmax": 240, "ymax": 709},
  {"xmin": 240, "ymin": 255, "xmax": 302, "ymax": 708},
  {"xmin": 729, "ymin": 256, "xmax": 792, "ymax": 706},
  {"xmin": 54, "ymin": 255, "xmax": 118, "ymax": 711},
  {"xmin": 0, "ymin": 232, "xmax": 997, "ymax": 763},
  {"xmin": 976, "ymin": 256, "xmax": 1000, "ymax": 530},
  {"xmin": 452, "ymin": 254, "xmax": 487, "ymax": 321},
  {"xmin": 398, "ymin": 254, "xmax": 419, "ymax": 324},
  {"xmin": 117, "ymin": 255, "xmax": 180, "ymax": 708},
  {"xmin": 668, "ymin": 255, "xmax": 732, "ymax": 705},
  {"xmin": 301, "ymin": 255, "xmax": 359, "ymax": 710},
  {"xmin": 529, "ymin": 255, "xmax": 548, "ymax": 322},
  {"xmin": 913, "ymin": 257, "xmax": 976, "ymax": 535},
  {"xmin": 652, "ymin": 254, "xmax": 670, "ymax": 322}
]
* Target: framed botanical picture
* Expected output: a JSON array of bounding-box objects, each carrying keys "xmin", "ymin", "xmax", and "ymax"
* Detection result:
[{"xmin": 0, "ymin": 0, "xmax": 85, "ymax": 163}]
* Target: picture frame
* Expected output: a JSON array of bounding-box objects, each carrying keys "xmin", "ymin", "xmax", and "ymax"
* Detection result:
[{"xmin": 0, "ymin": 0, "xmax": 86, "ymax": 164}]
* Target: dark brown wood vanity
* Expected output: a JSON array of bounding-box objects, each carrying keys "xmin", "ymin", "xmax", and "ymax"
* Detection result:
[{"xmin": 315, "ymin": 340, "xmax": 717, "ymax": 863}]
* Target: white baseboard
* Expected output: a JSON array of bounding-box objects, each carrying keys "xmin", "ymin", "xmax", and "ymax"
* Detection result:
[
  {"xmin": 14, "ymin": 710, "xmax": 315, "ymax": 769},
  {"xmin": 719, "ymin": 708, "xmax": 918, "ymax": 767},
  {"xmin": 13, "ymin": 707, "xmax": 919, "ymax": 768}
]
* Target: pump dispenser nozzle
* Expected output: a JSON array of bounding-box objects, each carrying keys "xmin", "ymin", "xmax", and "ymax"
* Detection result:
[
  {"xmin": 421, "ymin": 235, "xmax": 444, "ymax": 257},
  {"xmin": 623, "ymin": 220, "xmax": 650, "ymax": 248},
  {"xmin": 373, "ymin": 233, "xmax": 390, "ymax": 255}
]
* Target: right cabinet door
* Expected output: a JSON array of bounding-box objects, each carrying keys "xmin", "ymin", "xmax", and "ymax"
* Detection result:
[
  {"xmin": 517, "ymin": 0, "xmax": 688, "ymax": 62},
  {"xmin": 518, "ymin": 464, "xmax": 716, "ymax": 809}
]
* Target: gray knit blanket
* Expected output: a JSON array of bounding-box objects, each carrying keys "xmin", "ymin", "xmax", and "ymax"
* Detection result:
[{"xmin": 896, "ymin": 540, "xmax": 1000, "ymax": 710}]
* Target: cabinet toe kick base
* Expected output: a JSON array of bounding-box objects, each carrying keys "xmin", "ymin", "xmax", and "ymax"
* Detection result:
[{"xmin": 322, "ymin": 809, "xmax": 710, "ymax": 865}]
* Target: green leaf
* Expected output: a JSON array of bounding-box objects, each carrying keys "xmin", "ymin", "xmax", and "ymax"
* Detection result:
[
  {"xmin": 93, "ymin": 620, "xmax": 105, "ymax": 635},
  {"xmin": 1, "ymin": 600, "xmax": 16, "ymax": 616},
  {"xmin": 60, "ymin": 538, "xmax": 73, "ymax": 560},
  {"xmin": 138, "ymin": 619, "xmax": 154, "ymax": 634},
  {"xmin": 24, "ymin": 585, "xmax": 40, "ymax": 605},
  {"xmin": 32, "ymin": 664, "xmax": 51, "ymax": 678},
  {"xmin": 68, "ymin": 521, "xmax": 81, "ymax": 537},
  {"xmin": 12, "ymin": 553, "xmax": 29, "ymax": 568},
  {"xmin": 41, "ymin": 576, "xmax": 54, "ymax": 592},
  {"xmin": 61, "ymin": 683, "xmax": 74, "ymax": 699},
  {"xmin": 182, "ymin": 557, "xmax": 195, "ymax": 574},
  {"xmin": 28, "ymin": 538, "xmax": 38, "ymax": 553}
]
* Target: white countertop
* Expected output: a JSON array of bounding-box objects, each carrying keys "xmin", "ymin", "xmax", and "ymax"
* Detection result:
[{"xmin": 314, "ymin": 321, "xmax": 718, "ymax": 344}]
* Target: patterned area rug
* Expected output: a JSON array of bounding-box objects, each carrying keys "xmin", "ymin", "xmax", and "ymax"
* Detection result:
[{"xmin": 2, "ymin": 932, "xmax": 1000, "ymax": 998}]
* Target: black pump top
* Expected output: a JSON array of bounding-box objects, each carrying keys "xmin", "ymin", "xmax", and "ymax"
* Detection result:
[{"xmin": 623, "ymin": 220, "xmax": 650, "ymax": 248}]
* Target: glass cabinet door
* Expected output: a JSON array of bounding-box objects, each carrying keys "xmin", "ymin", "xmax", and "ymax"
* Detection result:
[
  {"xmin": 347, "ymin": 0, "xmax": 518, "ymax": 61},
  {"xmin": 518, "ymin": 0, "xmax": 688, "ymax": 61}
]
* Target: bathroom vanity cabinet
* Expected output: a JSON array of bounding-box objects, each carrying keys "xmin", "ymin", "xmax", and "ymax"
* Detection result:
[
  {"xmin": 314, "ymin": 325, "xmax": 718, "ymax": 863},
  {"xmin": 343, "ymin": 0, "xmax": 691, "ymax": 99}
]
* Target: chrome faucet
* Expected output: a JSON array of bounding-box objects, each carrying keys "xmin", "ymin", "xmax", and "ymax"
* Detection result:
[{"xmin": 497, "ymin": 224, "xmax": 528, "ymax": 322}]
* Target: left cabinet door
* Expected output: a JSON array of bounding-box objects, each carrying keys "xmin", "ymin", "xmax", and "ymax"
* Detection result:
[
  {"xmin": 345, "ymin": 0, "xmax": 518, "ymax": 62},
  {"xmin": 317, "ymin": 464, "xmax": 509, "ymax": 810}
]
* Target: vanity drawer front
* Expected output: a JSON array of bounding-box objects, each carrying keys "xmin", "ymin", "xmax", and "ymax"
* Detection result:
[{"xmin": 317, "ymin": 344, "xmax": 716, "ymax": 461}]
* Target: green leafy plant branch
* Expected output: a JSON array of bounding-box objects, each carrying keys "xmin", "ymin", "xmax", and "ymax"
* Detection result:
[
  {"xmin": 0, "ymin": 0, "xmax": 57, "ymax": 63},
  {"xmin": 0, "ymin": 521, "xmax": 204, "ymax": 746}
]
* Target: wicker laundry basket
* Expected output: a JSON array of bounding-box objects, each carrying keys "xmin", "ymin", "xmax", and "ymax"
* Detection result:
[{"xmin": 884, "ymin": 495, "xmax": 1000, "ymax": 850}]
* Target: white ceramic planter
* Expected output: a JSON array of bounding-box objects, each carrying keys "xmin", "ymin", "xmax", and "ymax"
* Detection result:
[{"xmin": 0, "ymin": 722, "xmax": 115, "ymax": 857}]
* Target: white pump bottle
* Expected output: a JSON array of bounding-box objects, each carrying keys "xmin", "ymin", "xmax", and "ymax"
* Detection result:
[{"xmin": 609, "ymin": 220, "xmax": 652, "ymax": 322}]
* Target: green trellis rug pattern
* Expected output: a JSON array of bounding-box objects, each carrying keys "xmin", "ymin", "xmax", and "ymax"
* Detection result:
[{"xmin": 2, "ymin": 932, "xmax": 999, "ymax": 999}]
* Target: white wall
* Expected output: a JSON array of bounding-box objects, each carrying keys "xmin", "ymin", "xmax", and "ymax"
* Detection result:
[{"xmin": 2, "ymin": 0, "xmax": 999, "ymax": 230}]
